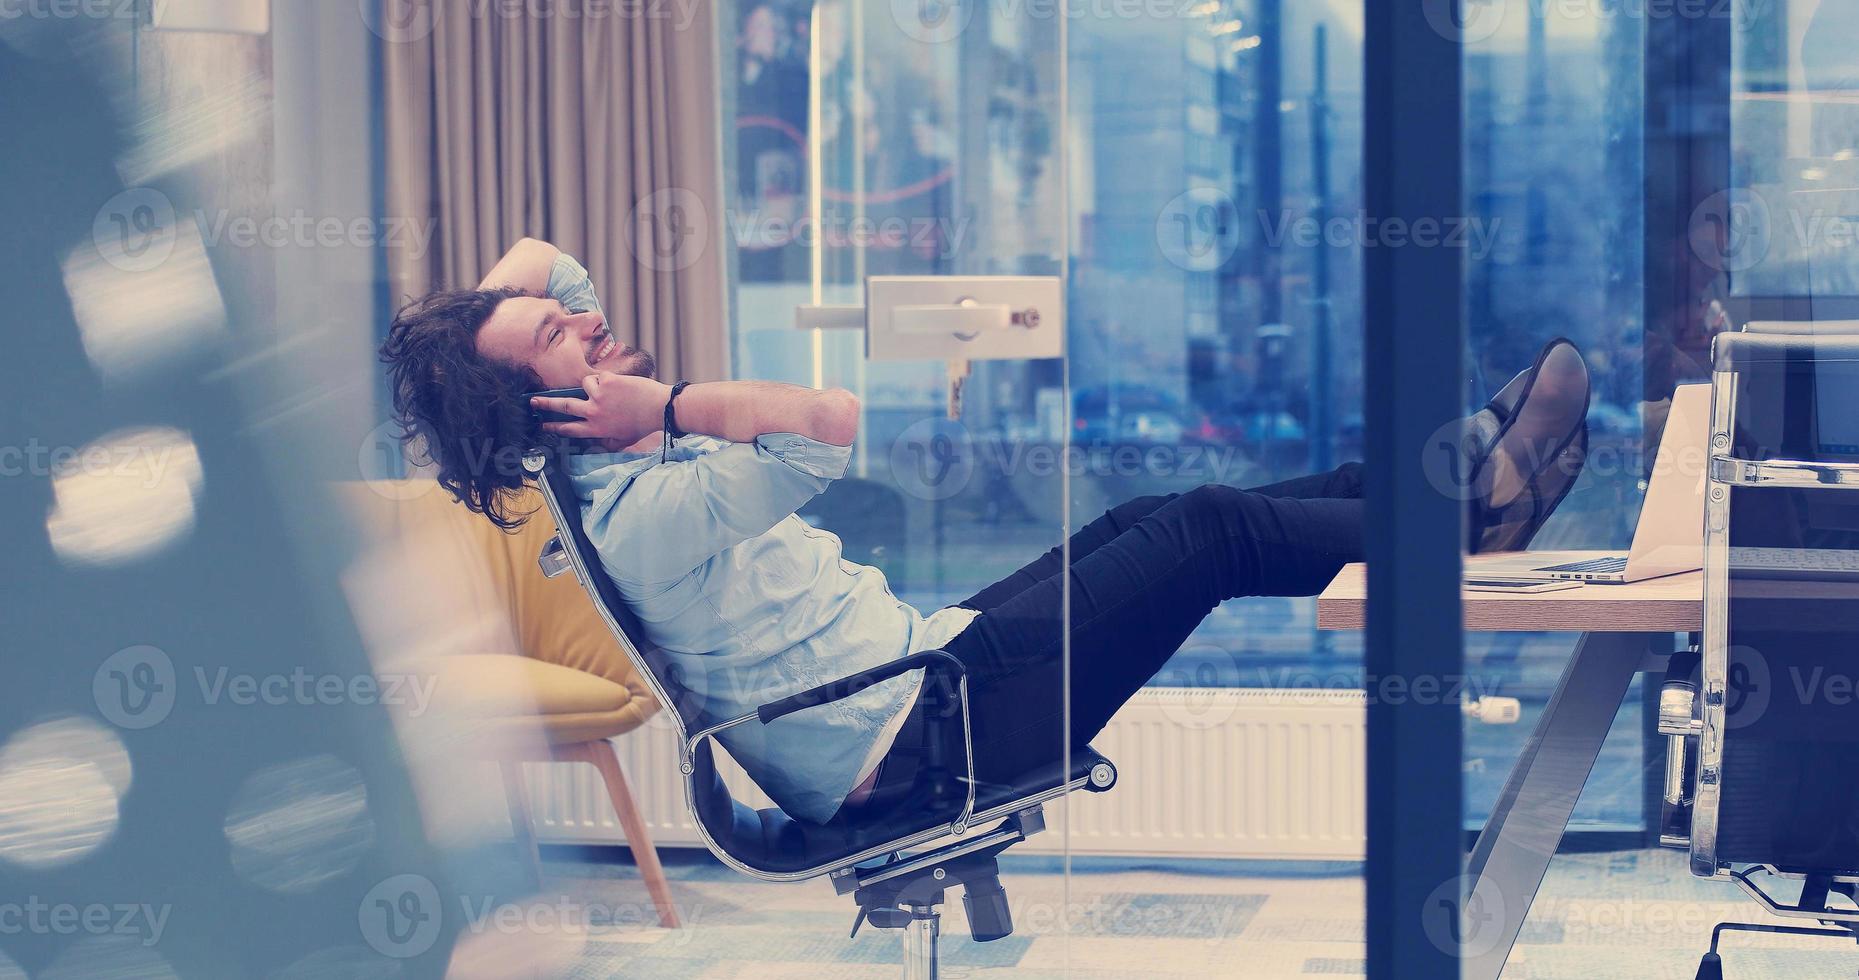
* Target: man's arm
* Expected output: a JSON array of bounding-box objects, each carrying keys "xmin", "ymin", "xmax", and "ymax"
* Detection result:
[
  {"xmin": 511, "ymin": 238, "xmax": 859, "ymax": 446},
  {"xmin": 479, "ymin": 237, "xmax": 559, "ymax": 293},
  {"xmin": 674, "ymin": 381, "xmax": 860, "ymax": 447},
  {"xmin": 534, "ymin": 377, "xmax": 861, "ymax": 448}
]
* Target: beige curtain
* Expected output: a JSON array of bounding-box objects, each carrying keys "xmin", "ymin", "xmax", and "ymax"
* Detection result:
[{"xmin": 383, "ymin": 0, "xmax": 728, "ymax": 382}]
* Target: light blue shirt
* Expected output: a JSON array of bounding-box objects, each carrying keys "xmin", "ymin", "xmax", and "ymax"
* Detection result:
[
  {"xmin": 549, "ymin": 253, "xmax": 977, "ymax": 823},
  {"xmin": 547, "ymin": 251, "xmax": 605, "ymax": 317}
]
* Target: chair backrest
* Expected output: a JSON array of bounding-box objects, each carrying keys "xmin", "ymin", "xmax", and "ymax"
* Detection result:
[
  {"xmin": 1742, "ymin": 319, "xmax": 1859, "ymax": 335},
  {"xmin": 526, "ymin": 457, "xmax": 709, "ymax": 738},
  {"xmin": 334, "ymin": 480, "xmax": 661, "ymax": 722},
  {"xmin": 1696, "ymin": 332, "xmax": 1859, "ymax": 878}
]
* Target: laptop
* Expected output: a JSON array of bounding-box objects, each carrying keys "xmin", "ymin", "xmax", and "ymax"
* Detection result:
[{"xmin": 1467, "ymin": 383, "xmax": 1710, "ymax": 585}]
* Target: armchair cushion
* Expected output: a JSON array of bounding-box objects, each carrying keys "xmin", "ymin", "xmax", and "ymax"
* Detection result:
[{"xmin": 415, "ymin": 653, "xmax": 655, "ymax": 745}]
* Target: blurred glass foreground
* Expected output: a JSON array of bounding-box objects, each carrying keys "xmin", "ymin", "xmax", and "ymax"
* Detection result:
[{"xmin": 0, "ymin": 14, "xmax": 575, "ymax": 979}]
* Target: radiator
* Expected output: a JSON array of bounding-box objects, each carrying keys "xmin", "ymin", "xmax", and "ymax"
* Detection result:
[{"xmin": 526, "ymin": 688, "xmax": 1368, "ymax": 861}]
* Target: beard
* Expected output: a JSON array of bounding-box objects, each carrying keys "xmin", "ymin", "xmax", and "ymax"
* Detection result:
[{"xmin": 612, "ymin": 346, "xmax": 658, "ymax": 379}]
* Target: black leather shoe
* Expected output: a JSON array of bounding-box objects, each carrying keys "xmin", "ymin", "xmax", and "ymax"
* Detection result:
[{"xmin": 1465, "ymin": 338, "xmax": 1591, "ymax": 554}]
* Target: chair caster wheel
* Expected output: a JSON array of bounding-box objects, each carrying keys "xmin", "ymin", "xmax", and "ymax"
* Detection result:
[{"xmin": 1695, "ymin": 950, "xmax": 1723, "ymax": 980}]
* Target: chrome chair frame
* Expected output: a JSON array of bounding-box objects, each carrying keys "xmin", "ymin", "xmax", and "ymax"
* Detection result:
[
  {"xmin": 1657, "ymin": 328, "xmax": 1859, "ymax": 975},
  {"xmin": 521, "ymin": 451, "xmax": 1118, "ymax": 977},
  {"xmin": 1692, "ymin": 342, "xmax": 1859, "ymax": 895}
]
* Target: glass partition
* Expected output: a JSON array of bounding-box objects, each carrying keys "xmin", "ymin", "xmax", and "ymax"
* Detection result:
[
  {"xmin": 1453, "ymin": 4, "xmax": 1670, "ymax": 976},
  {"xmin": 1462, "ymin": 1, "xmax": 1650, "ymax": 838},
  {"xmin": 727, "ymin": 1, "xmax": 1066, "ymax": 610},
  {"xmin": 721, "ymin": 0, "xmax": 1078, "ymax": 969},
  {"xmin": 1071, "ymin": 2, "xmax": 1366, "ymax": 685},
  {"xmin": 1063, "ymin": 0, "xmax": 1371, "ymax": 968},
  {"xmin": 721, "ymin": 0, "xmax": 1374, "ymax": 970}
]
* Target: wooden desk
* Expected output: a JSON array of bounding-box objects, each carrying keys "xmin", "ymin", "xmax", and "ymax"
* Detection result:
[
  {"xmin": 1317, "ymin": 554, "xmax": 1703, "ymax": 632},
  {"xmin": 1318, "ymin": 553, "xmax": 1695, "ymax": 980}
]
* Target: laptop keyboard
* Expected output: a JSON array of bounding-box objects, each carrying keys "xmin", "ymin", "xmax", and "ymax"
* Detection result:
[{"xmin": 1539, "ymin": 555, "xmax": 1629, "ymax": 574}]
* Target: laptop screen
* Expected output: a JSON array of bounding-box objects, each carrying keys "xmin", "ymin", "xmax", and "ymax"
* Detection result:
[
  {"xmin": 1626, "ymin": 384, "xmax": 1710, "ymax": 570},
  {"xmin": 1814, "ymin": 359, "xmax": 1859, "ymax": 461}
]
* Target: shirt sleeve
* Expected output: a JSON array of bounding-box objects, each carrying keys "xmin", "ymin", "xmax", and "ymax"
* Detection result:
[
  {"xmin": 546, "ymin": 251, "xmax": 604, "ymax": 315},
  {"xmin": 582, "ymin": 434, "xmax": 854, "ymax": 587}
]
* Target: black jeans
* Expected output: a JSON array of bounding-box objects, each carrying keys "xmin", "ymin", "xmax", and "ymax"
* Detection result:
[{"xmin": 867, "ymin": 463, "xmax": 1366, "ymax": 807}]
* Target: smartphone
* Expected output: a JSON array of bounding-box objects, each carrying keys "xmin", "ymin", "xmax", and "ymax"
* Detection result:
[
  {"xmin": 524, "ymin": 387, "xmax": 588, "ymax": 424},
  {"xmin": 1464, "ymin": 579, "xmax": 1583, "ymax": 594}
]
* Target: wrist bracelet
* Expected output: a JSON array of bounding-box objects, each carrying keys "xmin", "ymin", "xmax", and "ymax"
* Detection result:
[
  {"xmin": 664, "ymin": 381, "xmax": 692, "ymax": 438},
  {"xmin": 661, "ymin": 381, "xmax": 692, "ymax": 460}
]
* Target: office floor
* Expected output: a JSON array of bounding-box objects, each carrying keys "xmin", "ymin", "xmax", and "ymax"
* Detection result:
[{"xmin": 514, "ymin": 847, "xmax": 1857, "ymax": 979}]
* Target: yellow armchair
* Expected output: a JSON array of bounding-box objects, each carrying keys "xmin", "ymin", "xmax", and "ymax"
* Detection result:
[{"xmin": 338, "ymin": 480, "xmax": 677, "ymax": 927}]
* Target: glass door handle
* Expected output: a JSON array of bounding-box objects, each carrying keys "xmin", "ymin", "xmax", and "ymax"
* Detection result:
[
  {"xmin": 792, "ymin": 305, "xmax": 865, "ymax": 330},
  {"xmin": 790, "ymin": 278, "xmax": 1063, "ymax": 360},
  {"xmin": 893, "ymin": 300, "xmax": 1015, "ymax": 339}
]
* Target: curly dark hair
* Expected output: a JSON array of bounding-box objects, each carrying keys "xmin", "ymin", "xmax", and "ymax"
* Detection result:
[{"xmin": 380, "ymin": 286, "xmax": 557, "ymax": 530}]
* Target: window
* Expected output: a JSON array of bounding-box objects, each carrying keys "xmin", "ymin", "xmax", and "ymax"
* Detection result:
[
  {"xmin": 1071, "ymin": 3, "xmax": 1364, "ymax": 688},
  {"xmin": 1732, "ymin": 0, "xmax": 1859, "ymax": 300}
]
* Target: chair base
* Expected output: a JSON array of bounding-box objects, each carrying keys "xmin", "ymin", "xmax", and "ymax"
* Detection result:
[
  {"xmin": 901, "ymin": 908, "xmax": 940, "ymax": 980},
  {"xmin": 831, "ymin": 807, "xmax": 1047, "ymax": 980},
  {"xmin": 1694, "ymin": 921, "xmax": 1858, "ymax": 979},
  {"xmin": 1729, "ymin": 865, "xmax": 1859, "ymax": 927}
]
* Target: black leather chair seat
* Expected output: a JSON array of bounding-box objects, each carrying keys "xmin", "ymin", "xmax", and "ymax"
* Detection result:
[{"xmin": 691, "ymin": 741, "xmax": 1111, "ymax": 875}]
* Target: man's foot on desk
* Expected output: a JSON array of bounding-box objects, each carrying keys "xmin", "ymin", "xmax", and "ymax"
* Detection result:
[{"xmin": 1460, "ymin": 338, "xmax": 1592, "ymax": 554}]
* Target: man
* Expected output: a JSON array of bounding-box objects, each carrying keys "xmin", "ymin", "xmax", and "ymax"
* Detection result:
[{"xmin": 381, "ymin": 239, "xmax": 1589, "ymax": 824}]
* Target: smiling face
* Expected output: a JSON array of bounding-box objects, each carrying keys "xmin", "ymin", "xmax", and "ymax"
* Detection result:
[{"xmin": 474, "ymin": 294, "xmax": 657, "ymax": 390}]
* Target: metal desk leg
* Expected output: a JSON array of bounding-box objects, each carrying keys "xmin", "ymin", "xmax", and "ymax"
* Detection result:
[{"xmin": 1459, "ymin": 631, "xmax": 1655, "ymax": 979}]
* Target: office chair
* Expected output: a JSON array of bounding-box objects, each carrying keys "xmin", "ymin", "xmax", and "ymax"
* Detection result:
[
  {"xmin": 1660, "ymin": 329, "xmax": 1859, "ymax": 977},
  {"xmin": 1740, "ymin": 319, "xmax": 1859, "ymax": 336},
  {"xmin": 522, "ymin": 451, "xmax": 1119, "ymax": 979}
]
